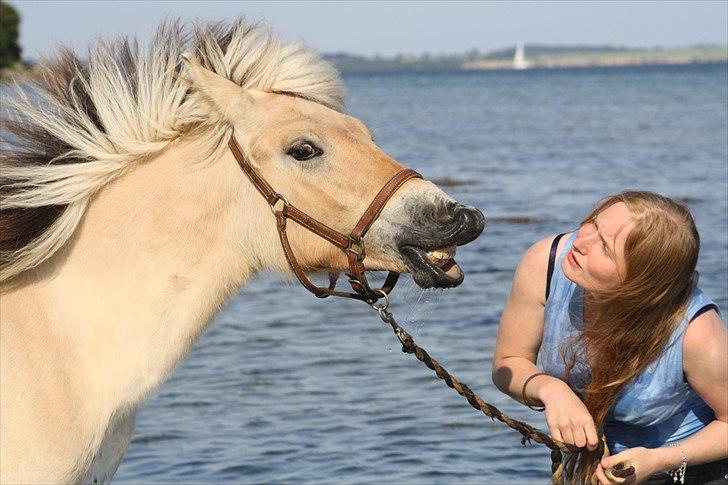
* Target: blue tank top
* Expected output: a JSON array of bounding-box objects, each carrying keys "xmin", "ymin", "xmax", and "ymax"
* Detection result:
[{"xmin": 537, "ymin": 232, "xmax": 720, "ymax": 452}]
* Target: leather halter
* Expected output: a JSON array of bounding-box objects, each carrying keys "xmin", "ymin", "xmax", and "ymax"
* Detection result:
[{"xmin": 228, "ymin": 135, "xmax": 422, "ymax": 303}]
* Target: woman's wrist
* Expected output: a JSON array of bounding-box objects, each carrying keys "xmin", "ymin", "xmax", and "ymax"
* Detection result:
[
  {"xmin": 653, "ymin": 444, "xmax": 685, "ymax": 472},
  {"xmin": 532, "ymin": 374, "xmax": 567, "ymax": 405}
]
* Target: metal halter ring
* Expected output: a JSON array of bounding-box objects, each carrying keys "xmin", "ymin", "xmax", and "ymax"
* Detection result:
[
  {"xmin": 270, "ymin": 193, "xmax": 290, "ymax": 214},
  {"xmin": 369, "ymin": 289, "xmax": 390, "ymax": 313}
]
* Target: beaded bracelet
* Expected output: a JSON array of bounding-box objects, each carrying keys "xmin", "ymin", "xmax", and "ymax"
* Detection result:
[
  {"xmin": 667, "ymin": 442, "xmax": 687, "ymax": 484},
  {"xmin": 521, "ymin": 372, "xmax": 548, "ymax": 412}
]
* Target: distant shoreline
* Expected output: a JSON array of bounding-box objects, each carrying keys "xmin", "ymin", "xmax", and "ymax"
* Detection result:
[
  {"xmin": 326, "ymin": 44, "xmax": 727, "ymax": 73},
  {"xmin": 462, "ymin": 58, "xmax": 727, "ymax": 71},
  {"xmin": 333, "ymin": 60, "xmax": 727, "ymax": 75}
]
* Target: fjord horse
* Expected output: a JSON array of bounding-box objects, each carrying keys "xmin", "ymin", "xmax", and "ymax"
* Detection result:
[{"xmin": 0, "ymin": 19, "xmax": 484, "ymax": 483}]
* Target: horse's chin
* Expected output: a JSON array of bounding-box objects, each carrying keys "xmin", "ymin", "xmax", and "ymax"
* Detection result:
[{"xmin": 399, "ymin": 245, "xmax": 464, "ymax": 289}]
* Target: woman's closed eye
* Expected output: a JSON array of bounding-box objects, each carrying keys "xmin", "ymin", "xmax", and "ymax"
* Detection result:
[{"xmin": 601, "ymin": 240, "xmax": 612, "ymax": 258}]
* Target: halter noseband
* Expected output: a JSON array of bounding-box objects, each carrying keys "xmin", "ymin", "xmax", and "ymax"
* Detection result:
[{"xmin": 228, "ymin": 135, "xmax": 422, "ymax": 304}]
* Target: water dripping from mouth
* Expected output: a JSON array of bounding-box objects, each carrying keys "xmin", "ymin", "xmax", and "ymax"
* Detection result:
[{"xmin": 401, "ymin": 278, "xmax": 444, "ymax": 337}]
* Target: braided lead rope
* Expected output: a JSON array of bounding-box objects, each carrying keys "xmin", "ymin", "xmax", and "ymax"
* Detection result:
[
  {"xmin": 372, "ymin": 307, "xmax": 636, "ymax": 484},
  {"xmin": 377, "ymin": 308, "xmax": 581, "ymax": 452}
]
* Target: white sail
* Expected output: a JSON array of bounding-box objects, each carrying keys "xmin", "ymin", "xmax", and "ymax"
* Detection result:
[{"xmin": 513, "ymin": 43, "xmax": 529, "ymax": 70}]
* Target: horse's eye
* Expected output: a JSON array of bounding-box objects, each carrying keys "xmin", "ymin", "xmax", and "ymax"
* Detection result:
[{"xmin": 287, "ymin": 142, "xmax": 321, "ymax": 161}]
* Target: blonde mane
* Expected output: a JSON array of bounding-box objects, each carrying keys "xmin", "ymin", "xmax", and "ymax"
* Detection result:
[{"xmin": 0, "ymin": 18, "xmax": 345, "ymax": 282}]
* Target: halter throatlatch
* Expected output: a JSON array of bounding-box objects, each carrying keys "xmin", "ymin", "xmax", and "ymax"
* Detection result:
[{"xmin": 228, "ymin": 135, "xmax": 421, "ymax": 303}]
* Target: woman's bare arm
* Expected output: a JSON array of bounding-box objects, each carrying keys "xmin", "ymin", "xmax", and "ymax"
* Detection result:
[
  {"xmin": 492, "ymin": 233, "xmax": 599, "ymax": 450},
  {"xmin": 491, "ymin": 235, "xmax": 552, "ymax": 401},
  {"xmin": 678, "ymin": 309, "xmax": 728, "ymax": 464}
]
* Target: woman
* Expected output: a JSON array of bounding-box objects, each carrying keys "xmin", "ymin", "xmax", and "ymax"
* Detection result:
[{"xmin": 492, "ymin": 191, "xmax": 727, "ymax": 484}]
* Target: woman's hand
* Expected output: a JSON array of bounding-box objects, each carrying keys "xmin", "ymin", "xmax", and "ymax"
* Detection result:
[
  {"xmin": 594, "ymin": 447, "xmax": 666, "ymax": 484},
  {"xmin": 538, "ymin": 378, "xmax": 599, "ymax": 451}
]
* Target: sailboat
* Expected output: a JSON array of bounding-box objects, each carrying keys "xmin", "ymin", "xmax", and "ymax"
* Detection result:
[{"xmin": 513, "ymin": 43, "xmax": 530, "ymax": 70}]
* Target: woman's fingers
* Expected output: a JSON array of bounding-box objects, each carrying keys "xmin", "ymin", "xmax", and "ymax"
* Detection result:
[
  {"xmin": 585, "ymin": 423, "xmax": 599, "ymax": 451},
  {"xmin": 573, "ymin": 425, "xmax": 588, "ymax": 448},
  {"xmin": 547, "ymin": 411, "xmax": 598, "ymax": 450},
  {"xmin": 594, "ymin": 464, "xmax": 610, "ymax": 485},
  {"xmin": 549, "ymin": 424, "xmax": 583, "ymax": 446},
  {"xmin": 562, "ymin": 426, "xmax": 576, "ymax": 447}
]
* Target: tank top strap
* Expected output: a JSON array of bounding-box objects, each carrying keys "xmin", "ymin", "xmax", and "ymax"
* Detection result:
[
  {"xmin": 545, "ymin": 233, "xmax": 567, "ymax": 301},
  {"xmin": 545, "ymin": 231, "xmax": 577, "ymax": 303}
]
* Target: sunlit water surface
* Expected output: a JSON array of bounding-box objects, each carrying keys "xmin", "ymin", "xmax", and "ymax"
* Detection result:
[{"xmin": 115, "ymin": 64, "xmax": 728, "ymax": 484}]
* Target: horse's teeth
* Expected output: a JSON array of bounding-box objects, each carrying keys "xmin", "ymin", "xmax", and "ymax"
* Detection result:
[
  {"xmin": 426, "ymin": 246, "xmax": 456, "ymax": 264},
  {"xmin": 428, "ymin": 251, "xmax": 448, "ymax": 261}
]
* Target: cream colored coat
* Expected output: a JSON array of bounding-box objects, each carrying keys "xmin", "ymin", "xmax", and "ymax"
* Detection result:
[{"xmin": 0, "ymin": 51, "xmax": 460, "ymax": 483}]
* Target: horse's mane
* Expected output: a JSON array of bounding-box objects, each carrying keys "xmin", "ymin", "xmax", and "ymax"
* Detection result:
[{"xmin": 0, "ymin": 18, "xmax": 345, "ymax": 282}]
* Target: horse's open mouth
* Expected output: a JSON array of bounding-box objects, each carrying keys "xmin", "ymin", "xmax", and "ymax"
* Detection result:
[
  {"xmin": 400, "ymin": 244, "xmax": 464, "ymax": 288},
  {"xmin": 395, "ymin": 203, "xmax": 484, "ymax": 289}
]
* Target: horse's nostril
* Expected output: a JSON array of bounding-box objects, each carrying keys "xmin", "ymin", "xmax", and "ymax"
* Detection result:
[
  {"xmin": 436, "ymin": 200, "xmax": 458, "ymax": 222},
  {"xmin": 455, "ymin": 205, "xmax": 486, "ymax": 235}
]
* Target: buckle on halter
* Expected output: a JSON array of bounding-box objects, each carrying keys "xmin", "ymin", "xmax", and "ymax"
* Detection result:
[
  {"xmin": 270, "ymin": 193, "xmax": 290, "ymax": 214},
  {"xmin": 346, "ymin": 236, "xmax": 365, "ymax": 261}
]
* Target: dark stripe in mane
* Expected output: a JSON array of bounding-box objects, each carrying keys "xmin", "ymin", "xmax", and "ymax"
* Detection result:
[
  {"xmin": 1, "ymin": 49, "xmax": 107, "ymax": 268},
  {"xmin": 0, "ymin": 22, "xmax": 236, "ymax": 269},
  {"xmin": 0, "ymin": 206, "xmax": 65, "ymax": 261}
]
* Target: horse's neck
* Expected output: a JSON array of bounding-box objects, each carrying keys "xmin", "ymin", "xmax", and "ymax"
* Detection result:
[{"xmin": 17, "ymin": 139, "xmax": 268, "ymax": 409}]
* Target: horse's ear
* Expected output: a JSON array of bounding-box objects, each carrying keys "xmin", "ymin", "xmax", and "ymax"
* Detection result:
[{"xmin": 181, "ymin": 53, "xmax": 253, "ymax": 123}]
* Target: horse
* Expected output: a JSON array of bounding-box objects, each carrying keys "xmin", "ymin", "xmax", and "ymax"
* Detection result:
[{"xmin": 0, "ymin": 19, "xmax": 484, "ymax": 483}]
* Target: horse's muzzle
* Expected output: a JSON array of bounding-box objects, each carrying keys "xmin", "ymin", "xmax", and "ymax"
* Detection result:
[{"xmin": 398, "ymin": 203, "xmax": 485, "ymax": 288}]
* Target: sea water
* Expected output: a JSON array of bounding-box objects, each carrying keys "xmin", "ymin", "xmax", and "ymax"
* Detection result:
[{"xmin": 115, "ymin": 63, "xmax": 728, "ymax": 484}]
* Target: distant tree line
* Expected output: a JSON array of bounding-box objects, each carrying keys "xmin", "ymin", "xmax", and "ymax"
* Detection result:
[
  {"xmin": 324, "ymin": 43, "xmax": 727, "ymax": 73},
  {"xmin": 0, "ymin": 0, "xmax": 21, "ymax": 68},
  {"xmin": 481, "ymin": 44, "xmax": 633, "ymax": 60}
]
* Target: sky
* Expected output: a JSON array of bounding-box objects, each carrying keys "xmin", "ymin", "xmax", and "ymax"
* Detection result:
[{"xmin": 9, "ymin": 0, "xmax": 728, "ymax": 60}]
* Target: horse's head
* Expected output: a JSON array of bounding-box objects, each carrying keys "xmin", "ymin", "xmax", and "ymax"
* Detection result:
[{"xmin": 184, "ymin": 55, "xmax": 484, "ymax": 289}]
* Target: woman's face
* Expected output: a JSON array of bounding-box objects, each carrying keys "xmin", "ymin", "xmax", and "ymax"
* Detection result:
[{"xmin": 562, "ymin": 201, "xmax": 634, "ymax": 292}]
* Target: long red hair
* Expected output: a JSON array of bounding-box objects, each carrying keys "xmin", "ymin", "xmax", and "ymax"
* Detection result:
[{"xmin": 565, "ymin": 191, "xmax": 699, "ymax": 483}]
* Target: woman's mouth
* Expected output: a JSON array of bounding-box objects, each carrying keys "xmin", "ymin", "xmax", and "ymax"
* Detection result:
[{"xmin": 567, "ymin": 250, "xmax": 582, "ymax": 269}]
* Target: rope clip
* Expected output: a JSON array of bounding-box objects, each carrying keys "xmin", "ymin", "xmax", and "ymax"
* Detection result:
[{"xmin": 368, "ymin": 289, "xmax": 390, "ymax": 316}]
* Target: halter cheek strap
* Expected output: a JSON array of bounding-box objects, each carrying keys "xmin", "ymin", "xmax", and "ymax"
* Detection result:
[{"xmin": 228, "ymin": 135, "xmax": 422, "ymax": 303}]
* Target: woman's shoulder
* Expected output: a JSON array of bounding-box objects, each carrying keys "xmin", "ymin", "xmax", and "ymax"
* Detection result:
[
  {"xmin": 516, "ymin": 235, "xmax": 557, "ymax": 278},
  {"xmin": 519, "ymin": 233, "xmax": 572, "ymax": 267},
  {"xmin": 682, "ymin": 301, "xmax": 727, "ymax": 420},
  {"xmin": 513, "ymin": 232, "xmax": 573, "ymax": 304},
  {"xmin": 684, "ymin": 302, "xmax": 725, "ymax": 353},
  {"xmin": 516, "ymin": 233, "xmax": 573, "ymax": 280},
  {"xmin": 683, "ymin": 290, "xmax": 725, "ymax": 374}
]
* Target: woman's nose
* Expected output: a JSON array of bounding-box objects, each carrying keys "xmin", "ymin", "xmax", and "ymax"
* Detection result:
[{"xmin": 573, "ymin": 224, "xmax": 596, "ymax": 254}]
